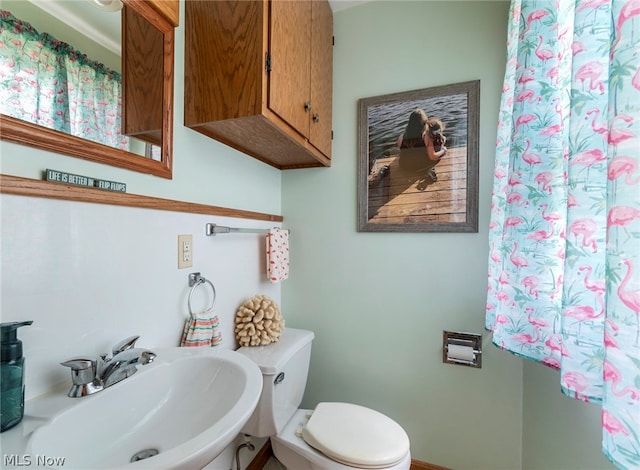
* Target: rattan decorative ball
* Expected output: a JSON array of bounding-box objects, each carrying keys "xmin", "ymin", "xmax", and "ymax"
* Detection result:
[{"xmin": 234, "ymin": 294, "xmax": 285, "ymax": 346}]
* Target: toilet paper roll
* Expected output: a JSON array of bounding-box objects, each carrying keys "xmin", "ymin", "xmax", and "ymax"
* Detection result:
[{"xmin": 447, "ymin": 344, "xmax": 475, "ymax": 362}]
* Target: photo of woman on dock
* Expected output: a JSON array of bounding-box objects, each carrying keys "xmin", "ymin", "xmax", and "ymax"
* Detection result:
[
  {"xmin": 396, "ymin": 109, "xmax": 448, "ymax": 182},
  {"xmin": 358, "ymin": 80, "xmax": 479, "ymax": 233}
]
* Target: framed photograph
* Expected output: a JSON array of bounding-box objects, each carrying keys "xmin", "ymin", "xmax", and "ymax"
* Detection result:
[{"xmin": 358, "ymin": 80, "xmax": 479, "ymax": 233}]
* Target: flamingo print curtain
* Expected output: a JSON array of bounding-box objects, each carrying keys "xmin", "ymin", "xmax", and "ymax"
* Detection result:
[
  {"xmin": 0, "ymin": 10, "xmax": 128, "ymax": 150},
  {"xmin": 486, "ymin": 0, "xmax": 639, "ymax": 467}
]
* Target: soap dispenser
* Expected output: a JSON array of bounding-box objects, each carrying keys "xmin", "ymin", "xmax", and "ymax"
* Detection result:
[{"xmin": 1, "ymin": 321, "xmax": 33, "ymax": 432}]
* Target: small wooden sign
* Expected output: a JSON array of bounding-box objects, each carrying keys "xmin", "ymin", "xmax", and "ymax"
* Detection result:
[{"xmin": 45, "ymin": 169, "xmax": 126, "ymax": 193}]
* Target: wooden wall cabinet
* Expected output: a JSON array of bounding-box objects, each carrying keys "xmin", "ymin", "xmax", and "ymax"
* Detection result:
[
  {"xmin": 184, "ymin": 0, "xmax": 333, "ymax": 170},
  {"xmin": 147, "ymin": 0, "xmax": 179, "ymax": 27},
  {"xmin": 122, "ymin": 6, "xmax": 164, "ymax": 146},
  {"xmin": 122, "ymin": 0, "xmax": 178, "ymax": 148}
]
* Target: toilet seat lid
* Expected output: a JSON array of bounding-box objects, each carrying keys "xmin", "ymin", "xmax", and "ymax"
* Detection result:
[{"xmin": 301, "ymin": 402, "xmax": 410, "ymax": 468}]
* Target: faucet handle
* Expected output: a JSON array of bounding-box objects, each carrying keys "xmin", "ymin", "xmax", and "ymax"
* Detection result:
[
  {"xmin": 61, "ymin": 358, "xmax": 94, "ymax": 370},
  {"xmin": 60, "ymin": 358, "xmax": 103, "ymax": 397},
  {"xmin": 60, "ymin": 358, "xmax": 96, "ymax": 383},
  {"xmin": 112, "ymin": 335, "xmax": 140, "ymax": 356}
]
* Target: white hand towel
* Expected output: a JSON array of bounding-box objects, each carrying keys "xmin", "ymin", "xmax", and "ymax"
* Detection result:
[{"xmin": 266, "ymin": 228, "xmax": 289, "ymax": 283}]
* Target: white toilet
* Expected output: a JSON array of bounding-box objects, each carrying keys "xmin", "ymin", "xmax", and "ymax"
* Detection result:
[{"xmin": 237, "ymin": 328, "xmax": 411, "ymax": 470}]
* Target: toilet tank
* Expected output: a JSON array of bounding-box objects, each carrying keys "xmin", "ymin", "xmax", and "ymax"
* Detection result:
[{"xmin": 236, "ymin": 328, "xmax": 314, "ymax": 438}]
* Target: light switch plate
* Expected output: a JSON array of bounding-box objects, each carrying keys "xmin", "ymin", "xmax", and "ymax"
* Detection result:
[{"xmin": 178, "ymin": 234, "xmax": 193, "ymax": 269}]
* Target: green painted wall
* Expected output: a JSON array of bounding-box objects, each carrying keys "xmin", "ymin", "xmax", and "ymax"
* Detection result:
[
  {"xmin": 282, "ymin": 2, "xmax": 616, "ymax": 469},
  {"xmin": 282, "ymin": 2, "xmax": 522, "ymax": 468}
]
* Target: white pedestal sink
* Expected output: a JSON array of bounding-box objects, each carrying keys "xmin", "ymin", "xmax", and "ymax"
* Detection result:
[{"xmin": 3, "ymin": 347, "xmax": 263, "ymax": 469}]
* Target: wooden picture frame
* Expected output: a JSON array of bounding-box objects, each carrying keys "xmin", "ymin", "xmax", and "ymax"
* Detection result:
[{"xmin": 358, "ymin": 80, "xmax": 479, "ymax": 233}]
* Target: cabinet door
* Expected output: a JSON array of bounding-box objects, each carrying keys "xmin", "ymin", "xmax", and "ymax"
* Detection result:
[
  {"xmin": 122, "ymin": 4, "xmax": 164, "ymax": 146},
  {"xmin": 269, "ymin": 0, "xmax": 311, "ymax": 138},
  {"xmin": 309, "ymin": 0, "xmax": 333, "ymax": 157},
  {"xmin": 184, "ymin": 1, "xmax": 265, "ymax": 124}
]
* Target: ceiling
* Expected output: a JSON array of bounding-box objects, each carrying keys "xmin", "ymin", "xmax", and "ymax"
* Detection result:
[
  {"xmin": 27, "ymin": 0, "xmax": 122, "ymax": 54},
  {"xmin": 329, "ymin": 0, "xmax": 371, "ymax": 11}
]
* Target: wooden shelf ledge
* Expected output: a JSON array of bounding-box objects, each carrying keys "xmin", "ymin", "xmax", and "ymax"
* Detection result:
[{"xmin": 0, "ymin": 174, "xmax": 283, "ymax": 223}]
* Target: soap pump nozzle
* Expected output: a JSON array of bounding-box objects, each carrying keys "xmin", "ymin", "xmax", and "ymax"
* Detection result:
[{"xmin": 1, "ymin": 321, "xmax": 34, "ymax": 363}]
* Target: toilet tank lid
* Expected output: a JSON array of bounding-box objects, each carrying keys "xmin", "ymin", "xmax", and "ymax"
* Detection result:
[{"xmin": 236, "ymin": 328, "xmax": 314, "ymax": 375}]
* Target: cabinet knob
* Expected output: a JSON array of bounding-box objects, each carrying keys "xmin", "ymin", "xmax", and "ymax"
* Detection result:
[
  {"xmin": 313, "ymin": 113, "xmax": 320, "ymax": 123},
  {"xmin": 304, "ymin": 102, "xmax": 312, "ymax": 112}
]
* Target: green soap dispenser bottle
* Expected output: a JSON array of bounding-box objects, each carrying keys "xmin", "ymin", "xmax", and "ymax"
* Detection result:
[{"xmin": 1, "ymin": 321, "xmax": 33, "ymax": 432}]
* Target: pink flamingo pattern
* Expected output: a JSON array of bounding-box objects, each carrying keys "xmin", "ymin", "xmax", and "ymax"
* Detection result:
[
  {"xmin": 0, "ymin": 12, "xmax": 129, "ymax": 150},
  {"xmin": 509, "ymin": 241, "xmax": 528, "ymax": 270},
  {"xmin": 602, "ymin": 410, "xmax": 630, "ymax": 438},
  {"xmin": 535, "ymin": 35, "xmax": 555, "ymax": 68},
  {"xmin": 562, "ymin": 371, "xmax": 590, "ymax": 401},
  {"xmin": 618, "ymin": 259, "xmax": 640, "ymax": 344},
  {"xmin": 522, "ymin": 139, "xmax": 542, "ymax": 173},
  {"xmin": 520, "ymin": 9, "xmax": 549, "ymax": 39},
  {"xmin": 578, "ymin": 265, "xmax": 605, "ymax": 307},
  {"xmin": 604, "ymin": 361, "xmax": 640, "ymax": 402},
  {"xmin": 608, "ymin": 114, "xmax": 636, "ymax": 148},
  {"xmin": 607, "ymin": 206, "xmax": 640, "ymax": 245},
  {"xmin": 513, "ymin": 113, "xmax": 537, "ymax": 136},
  {"xmin": 565, "ymin": 304, "xmax": 602, "ymax": 336},
  {"xmin": 485, "ymin": 1, "xmax": 639, "ymax": 467},
  {"xmin": 568, "ymin": 218, "xmax": 600, "ymax": 253},
  {"xmin": 534, "ymin": 171, "xmax": 553, "ymax": 194},
  {"xmin": 575, "ymin": 61, "xmax": 605, "ymax": 94},
  {"xmin": 586, "ymin": 108, "xmax": 608, "ymax": 135},
  {"xmin": 571, "ymin": 148, "xmax": 606, "ymax": 170},
  {"xmin": 608, "ymin": 156, "xmax": 639, "ymax": 188}
]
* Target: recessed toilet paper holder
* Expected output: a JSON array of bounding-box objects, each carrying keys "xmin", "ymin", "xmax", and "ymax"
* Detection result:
[{"xmin": 443, "ymin": 331, "xmax": 482, "ymax": 368}]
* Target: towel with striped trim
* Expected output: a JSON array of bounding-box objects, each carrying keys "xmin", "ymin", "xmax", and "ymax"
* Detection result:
[{"xmin": 180, "ymin": 308, "xmax": 222, "ymax": 347}]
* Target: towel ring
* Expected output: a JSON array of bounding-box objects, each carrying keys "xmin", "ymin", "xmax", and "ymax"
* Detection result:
[{"xmin": 188, "ymin": 272, "xmax": 216, "ymax": 317}]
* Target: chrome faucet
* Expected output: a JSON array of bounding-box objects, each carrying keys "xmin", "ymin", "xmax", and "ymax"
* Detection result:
[
  {"xmin": 61, "ymin": 336, "xmax": 156, "ymax": 398},
  {"xmin": 98, "ymin": 347, "xmax": 156, "ymax": 388}
]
